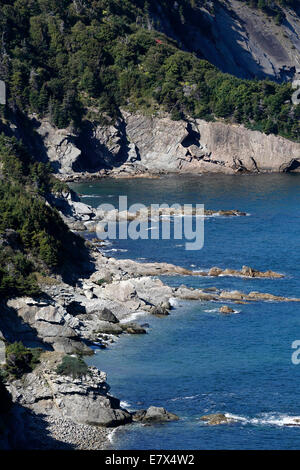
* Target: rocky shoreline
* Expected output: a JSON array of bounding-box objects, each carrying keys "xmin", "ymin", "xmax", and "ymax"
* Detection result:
[{"xmin": 1, "ymin": 188, "xmax": 298, "ymax": 449}]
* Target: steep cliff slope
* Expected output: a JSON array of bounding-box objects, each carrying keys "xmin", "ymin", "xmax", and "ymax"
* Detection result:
[
  {"xmin": 0, "ymin": 0, "xmax": 299, "ymax": 175},
  {"xmin": 152, "ymin": 0, "xmax": 300, "ymax": 81},
  {"xmin": 26, "ymin": 111, "xmax": 300, "ymax": 176}
]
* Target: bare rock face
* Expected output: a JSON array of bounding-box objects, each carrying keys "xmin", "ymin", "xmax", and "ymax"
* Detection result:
[
  {"xmin": 28, "ymin": 111, "xmax": 300, "ymax": 178},
  {"xmin": 154, "ymin": 0, "xmax": 300, "ymax": 81},
  {"xmin": 0, "ymin": 333, "xmax": 5, "ymax": 365},
  {"xmin": 124, "ymin": 113, "xmax": 300, "ymax": 175},
  {"xmin": 8, "ymin": 352, "xmax": 132, "ymax": 428},
  {"xmin": 33, "ymin": 119, "xmax": 81, "ymax": 174}
]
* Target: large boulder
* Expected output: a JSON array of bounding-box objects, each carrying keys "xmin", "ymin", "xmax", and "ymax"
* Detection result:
[
  {"xmin": 97, "ymin": 308, "xmax": 119, "ymax": 324},
  {"xmin": 208, "ymin": 267, "xmax": 223, "ymax": 277},
  {"xmin": 101, "ymin": 280, "xmax": 137, "ymax": 303},
  {"xmin": 132, "ymin": 406, "xmax": 179, "ymax": 424}
]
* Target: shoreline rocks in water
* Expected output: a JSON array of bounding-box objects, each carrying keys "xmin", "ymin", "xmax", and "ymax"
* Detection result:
[
  {"xmin": 51, "ymin": 189, "xmax": 249, "ymax": 233},
  {"xmin": 132, "ymin": 407, "xmax": 179, "ymax": 424},
  {"xmin": 88, "ymin": 249, "xmax": 283, "ymax": 280},
  {"xmin": 219, "ymin": 306, "xmax": 236, "ymax": 314},
  {"xmin": 95, "ymin": 206, "xmax": 247, "ymax": 223},
  {"xmin": 208, "ymin": 265, "xmax": 284, "ymax": 279},
  {"xmin": 200, "ymin": 414, "xmax": 236, "ymax": 426}
]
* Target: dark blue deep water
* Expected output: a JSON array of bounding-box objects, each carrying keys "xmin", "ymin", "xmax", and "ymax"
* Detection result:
[{"xmin": 71, "ymin": 174, "xmax": 300, "ymax": 450}]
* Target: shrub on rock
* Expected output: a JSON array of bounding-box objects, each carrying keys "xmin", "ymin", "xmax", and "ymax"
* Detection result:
[{"xmin": 55, "ymin": 355, "xmax": 89, "ymax": 379}]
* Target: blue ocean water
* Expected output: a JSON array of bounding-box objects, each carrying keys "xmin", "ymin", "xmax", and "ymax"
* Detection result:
[{"xmin": 71, "ymin": 174, "xmax": 300, "ymax": 450}]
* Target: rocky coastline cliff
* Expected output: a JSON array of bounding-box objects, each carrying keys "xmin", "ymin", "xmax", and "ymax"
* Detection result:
[{"xmin": 8, "ymin": 111, "xmax": 299, "ymax": 181}]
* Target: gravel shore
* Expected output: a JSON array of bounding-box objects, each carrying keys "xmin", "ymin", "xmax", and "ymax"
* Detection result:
[
  {"xmin": 22, "ymin": 410, "xmax": 112, "ymax": 450},
  {"xmin": 44, "ymin": 416, "xmax": 112, "ymax": 450}
]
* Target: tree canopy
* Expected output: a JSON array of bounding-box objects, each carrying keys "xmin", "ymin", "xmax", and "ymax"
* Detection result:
[{"xmin": 0, "ymin": 0, "xmax": 298, "ymax": 140}]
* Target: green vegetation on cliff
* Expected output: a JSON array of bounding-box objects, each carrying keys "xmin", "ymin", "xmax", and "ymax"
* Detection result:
[
  {"xmin": 4, "ymin": 341, "xmax": 42, "ymax": 379},
  {"xmin": 0, "ymin": 0, "xmax": 299, "ymax": 140},
  {"xmin": 0, "ymin": 135, "xmax": 85, "ymax": 297},
  {"xmin": 56, "ymin": 354, "xmax": 89, "ymax": 379}
]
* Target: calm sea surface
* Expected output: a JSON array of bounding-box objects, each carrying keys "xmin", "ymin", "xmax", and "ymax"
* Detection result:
[{"xmin": 71, "ymin": 174, "xmax": 300, "ymax": 449}]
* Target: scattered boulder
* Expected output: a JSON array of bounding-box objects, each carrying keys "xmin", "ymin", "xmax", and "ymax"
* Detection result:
[
  {"xmin": 219, "ymin": 306, "xmax": 236, "ymax": 314},
  {"xmin": 175, "ymin": 287, "xmax": 217, "ymax": 301},
  {"xmin": 200, "ymin": 413, "xmax": 235, "ymax": 426},
  {"xmin": 240, "ymin": 265, "xmax": 284, "ymax": 279},
  {"xmin": 95, "ymin": 321, "xmax": 123, "ymax": 335},
  {"xmin": 219, "ymin": 290, "xmax": 245, "ymax": 301},
  {"xmin": 208, "ymin": 265, "xmax": 283, "ymax": 279},
  {"xmin": 217, "ymin": 210, "xmax": 246, "ymax": 217},
  {"xmin": 132, "ymin": 406, "xmax": 179, "ymax": 423}
]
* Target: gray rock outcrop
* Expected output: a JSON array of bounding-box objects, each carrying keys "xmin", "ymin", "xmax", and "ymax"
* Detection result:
[
  {"xmin": 5, "ymin": 298, "xmax": 91, "ymax": 355},
  {"xmin": 8, "ymin": 352, "xmax": 132, "ymax": 428},
  {"xmin": 27, "ymin": 111, "xmax": 300, "ymax": 179},
  {"xmin": 34, "ymin": 119, "xmax": 81, "ymax": 174},
  {"xmin": 122, "ymin": 113, "xmax": 300, "ymax": 174}
]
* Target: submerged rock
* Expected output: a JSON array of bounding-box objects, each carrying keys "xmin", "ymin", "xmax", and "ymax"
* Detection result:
[{"xmin": 284, "ymin": 418, "xmax": 300, "ymax": 427}]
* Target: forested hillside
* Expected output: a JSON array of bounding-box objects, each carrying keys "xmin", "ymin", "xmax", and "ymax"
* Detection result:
[
  {"xmin": 0, "ymin": 0, "xmax": 299, "ymax": 140},
  {"xmin": 0, "ymin": 135, "xmax": 87, "ymax": 297}
]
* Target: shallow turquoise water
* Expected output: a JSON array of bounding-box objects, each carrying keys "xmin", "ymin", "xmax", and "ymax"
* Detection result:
[{"xmin": 71, "ymin": 174, "xmax": 300, "ymax": 449}]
